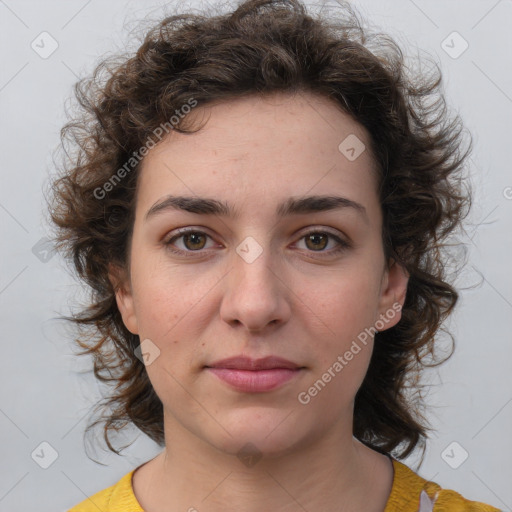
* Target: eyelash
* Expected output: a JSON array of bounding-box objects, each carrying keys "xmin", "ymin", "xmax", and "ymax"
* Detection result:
[{"xmin": 163, "ymin": 228, "xmax": 351, "ymax": 258}]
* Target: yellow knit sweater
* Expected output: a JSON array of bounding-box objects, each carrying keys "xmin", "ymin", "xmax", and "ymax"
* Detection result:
[{"xmin": 68, "ymin": 458, "xmax": 501, "ymax": 511}]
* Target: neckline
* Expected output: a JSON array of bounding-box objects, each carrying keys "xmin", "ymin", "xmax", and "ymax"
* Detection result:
[{"xmin": 122, "ymin": 456, "xmax": 412, "ymax": 511}]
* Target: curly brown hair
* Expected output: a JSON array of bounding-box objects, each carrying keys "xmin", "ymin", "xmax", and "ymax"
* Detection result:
[{"xmin": 47, "ymin": 0, "xmax": 472, "ymax": 460}]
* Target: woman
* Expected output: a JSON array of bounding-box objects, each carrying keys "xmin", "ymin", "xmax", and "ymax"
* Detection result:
[{"xmin": 49, "ymin": 0, "xmax": 501, "ymax": 510}]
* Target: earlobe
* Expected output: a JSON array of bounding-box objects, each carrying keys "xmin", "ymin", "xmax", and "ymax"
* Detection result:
[
  {"xmin": 108, "ymin": 263, "xmax": 139, "ymax": 335},
  {"xmin": 377, "ymin": 258, "xmax": 409, "ymax": 330}
]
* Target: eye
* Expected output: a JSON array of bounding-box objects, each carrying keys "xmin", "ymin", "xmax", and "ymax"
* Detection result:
[
  {"xmin": 294, "ymin": 230, "xmax": 351, "ymax": 257},
  {"xmin": 163, "ymin": 227, "xmax": 351, "ymax": 257},
  {"xmin": 164, "ymin": 228, "xmax": 216, "ymax": 255}
]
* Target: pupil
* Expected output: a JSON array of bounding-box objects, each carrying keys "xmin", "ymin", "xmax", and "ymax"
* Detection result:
[
  {"xmin": 308, "ymin": 233, "xmax": 326, "ymax": 250},
  {"xmin": 187, "ymin": 233, "xmax": 204, "ymax": 249}
]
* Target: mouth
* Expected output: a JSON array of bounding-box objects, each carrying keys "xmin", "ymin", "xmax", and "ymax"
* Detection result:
[
  {"xmin": 206, "ymin": 355, "xmax": 302, "ymax": 371},
  {"xmin": 205, "ymin": 356, "xmax": 304, "ymax": 393}
]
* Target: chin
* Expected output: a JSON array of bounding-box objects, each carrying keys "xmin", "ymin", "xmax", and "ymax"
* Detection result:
[{"xmin": 204, "ymin": 406, "xmax": 311, "ymax": 459}]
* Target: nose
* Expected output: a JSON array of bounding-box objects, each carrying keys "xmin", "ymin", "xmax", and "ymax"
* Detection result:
[{"xmin": 219, "ymin": 239, "xmax": 291, "ymax": 333}]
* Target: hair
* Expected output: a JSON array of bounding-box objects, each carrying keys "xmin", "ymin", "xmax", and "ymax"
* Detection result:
[{"xmin": 47, "ymin": 0, "xmax": 472, "ymax": 461}]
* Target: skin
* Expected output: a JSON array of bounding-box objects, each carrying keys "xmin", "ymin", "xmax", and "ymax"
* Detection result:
[{"xmin": 112, "ymin": 91, "xmax": 409, "ymax": 512}]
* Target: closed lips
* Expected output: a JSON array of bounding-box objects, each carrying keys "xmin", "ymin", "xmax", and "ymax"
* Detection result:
[
  {"xmin": 205, "ymin": 356, "xmax": 304, "ymax": 392},
  {"xmin": 205, "ymin": 356, "xmax": 302, "ymax": 370}
]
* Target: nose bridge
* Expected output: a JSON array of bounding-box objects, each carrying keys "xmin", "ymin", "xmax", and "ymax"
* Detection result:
[
  {"xmin": 232, "ymin": 233, "xmax": 279, "ymax": 294},
  {"xmin": 220, "ymin": 233, "xmax": 288, "ymax": 330}
]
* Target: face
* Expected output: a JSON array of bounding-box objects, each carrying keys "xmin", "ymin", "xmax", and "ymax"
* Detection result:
[{"xmin": 112, "ymin": 92, "xmax": 408, "ymax": 458}]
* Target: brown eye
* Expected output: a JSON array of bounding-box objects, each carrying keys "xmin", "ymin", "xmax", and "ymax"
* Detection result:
[
  {"xmin": 295, "ymin": 230, "xmax": 351, "ymax": 258},
  {"xmin": 163, "ymin": 228, "xmax": 350, "ymax": 258},
  {"xmin": 182, "ymin": 232, "xmax": 207, "ymax": 250},
  {"xmin": 304, "ymin": 233, "xmax": 329, "ymax": 251},
  {"xmin": 164, "ymin": 229, "xmax": 215, "ymax": 255}
]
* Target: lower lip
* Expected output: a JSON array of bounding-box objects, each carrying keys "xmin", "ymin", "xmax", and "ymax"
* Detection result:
[{"xmin": 206, "ymin": 368, "xmax": 301, "ymax": 392}]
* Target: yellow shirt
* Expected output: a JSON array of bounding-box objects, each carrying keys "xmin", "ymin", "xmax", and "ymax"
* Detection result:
[{"xmin": 68, "ymin": 458, "xmax": 501, "ymax": 511}]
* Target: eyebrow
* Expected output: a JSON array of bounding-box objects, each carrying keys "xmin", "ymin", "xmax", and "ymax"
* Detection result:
[{"xmin": 144, "ymin": 194, "xmax": 368, "ymax": 223}]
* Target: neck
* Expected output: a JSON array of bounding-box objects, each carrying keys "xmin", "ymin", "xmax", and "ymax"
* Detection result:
[{"xmin": 133, "ymin": 412, "xmax": 393, "ymax": 512}]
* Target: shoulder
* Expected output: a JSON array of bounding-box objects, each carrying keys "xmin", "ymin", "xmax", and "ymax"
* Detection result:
[
  {"xmin": 67, "ymin": 469, "xmax": 143, "ymax": 512},
  {"xmin": 386, "ymin": 458, "xmax": 501, "ymax": 512}
]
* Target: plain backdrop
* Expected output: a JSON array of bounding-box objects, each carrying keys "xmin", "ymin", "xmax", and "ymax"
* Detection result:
[{"xmin": 0, "ymin": 0, "xmax": 511, "ymax": 511}]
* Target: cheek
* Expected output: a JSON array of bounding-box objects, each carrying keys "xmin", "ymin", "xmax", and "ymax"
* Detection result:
[
  {"xmin": 299, "ymin": 268, "xmax": 381, "ymax": 393},
  {"xmin": 303, "ymin": 292, "xmax": 376, "ymax": 409},
  {"xmin": 128, "ymin": 257, "xmax": 217, "ymax": 373},
  {"xmin": 134, "ymin": 285, "xmax": 179, "ymax": 338},
  {"xmin": 129, "ymin": 249, "xmax": 209, "ymax": 337},
  {"xmin": 304, "ymin": 269, "xmax": 382, "ymax": 339}
]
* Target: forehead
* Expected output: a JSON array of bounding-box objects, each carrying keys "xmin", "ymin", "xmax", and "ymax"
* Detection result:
[{"xmin": 136, "ymin": 92, "xmax": 380, "ymax": 221}]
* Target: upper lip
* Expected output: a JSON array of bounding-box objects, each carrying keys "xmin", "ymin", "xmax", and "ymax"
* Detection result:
[{"xmin": 206, "ymin": 356, "xmax": 302, "ymax": 370}]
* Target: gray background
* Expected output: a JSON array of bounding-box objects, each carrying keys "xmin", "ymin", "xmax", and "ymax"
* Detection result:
[{"xmin": 0, "ymin": 0, "xmax": 511, "ymax": 511}]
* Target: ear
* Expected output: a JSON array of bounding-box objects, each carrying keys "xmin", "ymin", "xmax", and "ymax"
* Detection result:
[
  {"xmin": 108, "ymin": 263, "xmax": 139, "ymax": 335},
  {"xmin": 376, "ymin": 258, "xmax": 409, "ymax": 331}
]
